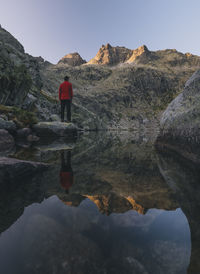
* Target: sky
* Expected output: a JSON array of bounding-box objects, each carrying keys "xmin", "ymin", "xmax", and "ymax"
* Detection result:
[{"xmin": 0, "ymin": 0, "xmax": 200, "ymax": 64}]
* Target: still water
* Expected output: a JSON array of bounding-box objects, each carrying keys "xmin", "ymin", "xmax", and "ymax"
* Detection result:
[{"xmin": 0, "ymin": 131, "xmax": 199, "ymax": 274}]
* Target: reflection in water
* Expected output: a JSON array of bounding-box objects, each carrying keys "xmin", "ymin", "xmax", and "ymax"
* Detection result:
[
  {"xmin": 60, "ymin": 150, "xmax": 74, "ymax": 194},
  {"xmin": 0, "ymin": 132, "xmax": 197, "ymax": 273},
  {"xmin": 157, "ymin": 147, "xmax": 200, "ymax": 274}
]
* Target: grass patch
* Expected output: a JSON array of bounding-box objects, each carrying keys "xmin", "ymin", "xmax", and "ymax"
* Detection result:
[
  {"xmin": 0, "ymin": 104, "xmax": 38, "ymax": 127},
  {"xmin": 40, "ymin": 90, "xmax": 59, "ymax": 103}
]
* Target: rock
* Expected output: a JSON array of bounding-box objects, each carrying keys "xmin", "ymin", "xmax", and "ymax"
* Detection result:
[
  {"xmin": 33, "ymin": 121, "xmax": 78, "ymax": 138},
  {"xmin": 50, "ymin": 114, "xmax": 60, "ymax": 121},
  {"xmin": 0, "ymin": 114, "xmax": 8, "ymax": 121},
  {"xmin": 58, "ymin": 52, "xmax": 86, "ymax": 66},
  {"xmin": 0, "ymin": 118, "xmax": 16, "ymax": 132},
  {"xmin": 27, "ymin": 134, "xmax": 39, "ymax": 142},
  {"xmin": 22, "ymin": 93, "xmax": 37, "ymax": 110},
  {"xmin": 157, "ymin": 69, "xmax": 200, "ymax": 161},
  {"xmin": 126, "ymin": 45, "xmax": 150, "ymax": 63},
  {"xmin": 16, "ymin": 127, "xmax": 39, "ymax": 144},
  {"xmin": 0, "ymin": 129, "xmax": 15, "ymax": 154},
  {"xmin": 0, "ymin": 157, "xmax": 48, "ymax": 183},
  {"xmin": 17, "ymin": 127, "xmax": 32, "ymax": 138},
  {"xmin": 87, "ymin": 43, "xmax": 133, "ymax": 65}
]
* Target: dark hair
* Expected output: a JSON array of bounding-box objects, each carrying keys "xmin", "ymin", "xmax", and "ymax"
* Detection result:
[{"xmin": 64, "ymin": 75, "xmax": 69, "ymax": 81}]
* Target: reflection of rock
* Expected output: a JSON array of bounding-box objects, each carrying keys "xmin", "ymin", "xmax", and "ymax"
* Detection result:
[
  {"xmin": 157, "ymin": 149, "xmax": 200, "ymax": 274},
  {"xmin": 0, "ymin": 167, "xmax": 49, "ymax": 234},
  {"xmin": 33, "ymin": 121, "xmax": 78, "ymax": 138},
  {"xmin": 59, "ymin": 193, "xmax": 86, "ymax": 207},
  {"xmin": 21, "ymin": 214, "xmax": 103, "ymax": 274},
  {"xmin": 86, "ymin": 193, "xmax": 133, "ymax": 215},
  {"xmin": 0, "ymin": 157, "xmax": 48, "ymax": 183}
]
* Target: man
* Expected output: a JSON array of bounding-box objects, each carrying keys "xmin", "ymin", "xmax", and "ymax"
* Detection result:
[{"xmin": 59, "ymin": 75, "xmax": 73, "ymax": 122}]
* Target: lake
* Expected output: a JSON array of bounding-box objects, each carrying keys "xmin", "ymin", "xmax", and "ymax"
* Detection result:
[{"xmin": 0, "ymin": 131, "xmax": 199, "ymax": 274}]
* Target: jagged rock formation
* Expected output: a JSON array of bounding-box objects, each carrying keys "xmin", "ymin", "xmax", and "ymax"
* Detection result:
[
  {"xmin": 156, "ymin": 69, "xmax": 200, "ymax": 162},
  {"xmin": 40, "ymin": 44, "xmax": 200, "ymax": 130},
  {"xmin": 126, "ymin": 45, "xmax": 150, "ymax": 63},
  {"xmin": 87, "ymin": 43, "xmax": 133, "ymax": 65},
  {"xmin": 58, "ymin": 52, "xmax": 86, "ymax": 66}
]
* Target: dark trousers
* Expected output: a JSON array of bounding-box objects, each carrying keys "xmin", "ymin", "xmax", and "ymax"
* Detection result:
[{"xmin": 61, "ymin": 100, "xmax": 71, "ymax": 122}]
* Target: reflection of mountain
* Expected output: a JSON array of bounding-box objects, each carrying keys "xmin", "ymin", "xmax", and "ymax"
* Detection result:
[
  {"xmin": 0, "ymin": 133, "xmax": 179, "ymax": 235},
  {"xmin": 157, "ymin": 148, "xmax": 200, "ymax": 274},
  {"xmin": 51, "ymin": 133, "xmax": 178, "ymax": 215}
]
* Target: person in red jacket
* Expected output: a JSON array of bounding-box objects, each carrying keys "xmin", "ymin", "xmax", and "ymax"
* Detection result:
[
  {"xmin": 60, "ymin": 150, "xmax": 74, "ymax": 194},
  {"xmin": 59, "ymin": 75, "xmax": 73, "ymax": 122}
]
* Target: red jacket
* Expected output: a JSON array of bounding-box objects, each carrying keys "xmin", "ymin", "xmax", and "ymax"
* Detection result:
[
  {"xmin": 60, "ymin": 171, "xmax": 73, "ymax": 190},
  {"xmin": 59, "ymin": 81, "xmax": 73, "ymax": 100}
]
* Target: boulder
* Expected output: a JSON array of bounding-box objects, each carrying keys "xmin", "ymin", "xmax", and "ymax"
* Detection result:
[
  {"xmin": 0, "ymin": 157, "xmax": 48, "ymax": 183},
  {"xmin": 0, "ymin": 129, "xmax": 15, "ymax": 154},
  {"xmin": 33, "ymin": 121, "xmax": 78, "ymax": 138},
  {"xmin": 157, "ymin": 69, "xmax": 200, "ymax": 161},
  {"xmin": 0, "ymin": 118, "xmax": 16, "ymax": 132}
]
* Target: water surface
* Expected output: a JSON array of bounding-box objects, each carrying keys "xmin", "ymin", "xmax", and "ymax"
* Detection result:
[{"xmin": 0, "ymin": 131, "xmax": 198, "ymax": 274}]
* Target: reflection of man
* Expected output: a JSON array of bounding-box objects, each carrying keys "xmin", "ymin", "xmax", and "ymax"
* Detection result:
[{"xmin": 60, "ymin": 150, "xmax": 74, "ymax": 194}]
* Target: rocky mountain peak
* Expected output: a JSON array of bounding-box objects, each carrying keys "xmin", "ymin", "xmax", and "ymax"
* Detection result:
[
  {"xmin": 126, "ymin": 45, "xmax": 150, "ymax": 63},
  {"xmin": 58, "ymin": 52, "xmax": 86, "ymax": 66},
  {"xmin": 87, "ymin": 43, "xmax": 133, "ymax": 65}
]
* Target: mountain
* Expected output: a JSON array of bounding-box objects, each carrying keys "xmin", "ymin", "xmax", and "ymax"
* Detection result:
[
  {"xmin": 1, "ymin": 26, "xmax": 200, "ymax": 130},
  {"xmin": 87, "ymin": 43, "xmax": 133, "ymax": 65},
  {"xmin": 58, "ymin": 52, "xmax": 86, "ymax": 66}
]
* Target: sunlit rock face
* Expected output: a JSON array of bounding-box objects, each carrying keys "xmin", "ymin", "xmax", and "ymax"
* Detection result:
[
  {"xmin": 58, "ymin": 52, "xmax": 86, "ymax": 66},
  {"xmin": 126, "ymin": 45, "xmax": 150, "ymax": 63},
  {"xmin": 157, "ymin": 148, "xmax": 200, "ymax": 274},
  {"xmin": 157, "ymin": 69, "xmax": 200, "ymax": 162},
  {"xmin": 41, "ymin": 44, "xmax": 200, "ymax": 130},
  {"xmin": 87, "ymin": 43, "xmax": 133, "ymax": 65}
]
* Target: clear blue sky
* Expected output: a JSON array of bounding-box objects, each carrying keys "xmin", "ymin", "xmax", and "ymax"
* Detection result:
[{"xmin": 0, "ymin": 0, "xmax": 200, "ymax": 64}]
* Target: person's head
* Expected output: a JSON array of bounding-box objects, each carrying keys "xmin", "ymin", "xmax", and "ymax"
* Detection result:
[{"xmin": 64, "ymin": 75, "xmax": 69, "ymax": 81}]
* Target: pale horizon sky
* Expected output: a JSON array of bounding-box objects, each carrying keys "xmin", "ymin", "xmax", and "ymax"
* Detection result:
[{"xmin": 0, "ymin": 0, "xmax": 200, "ymax": 64}]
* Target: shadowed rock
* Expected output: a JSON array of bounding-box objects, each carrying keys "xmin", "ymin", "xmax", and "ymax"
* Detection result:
[
  {"xmin": 156, "ymin": 69, "xmax": 200, "ymax": 162},
  {"xmin": 0, "ymin": 129, "xmax": 15, "ymax": 154},
  {"xmin": 33, "ymin": 121, "xmax": 78, "ymax": 138},
  {"xmin": 0, "ymin": 157, "xmax": 48, "ymax": 183}
]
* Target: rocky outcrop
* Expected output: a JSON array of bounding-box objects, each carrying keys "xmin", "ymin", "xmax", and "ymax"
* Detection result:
[
  {"xmin": 58, "ymin": 52, "xmax": 86, "ymax": 66},
  {"xmin": 156, "ymin": 69, "xmax": 200, "ymax": 162},
  {"xmin": 0, "ymin": 25, "xmax": 43, "ymax": 108},
  {"xmin": 126, "ymin": 45, "xmax": 151, "ymax": 63},
  {"xmin": 33, "ymin": 121, "xmax": 78, "ymax": 138},
  {"xmin": 87, "ymin": 43, "xmax": 133, "ymax": 65},
  {"xmin": 0, "ymin": 157, "xmax": 48, "ymax": 183}
]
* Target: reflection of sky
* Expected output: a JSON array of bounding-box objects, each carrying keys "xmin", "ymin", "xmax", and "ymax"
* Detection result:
[
  {"xmin": 1, "ymin": 0, "xmax": 200, "ymax": 63},
  {"xmin": 0, "ymin": 196, "xmax": 191, "ymax": 273}
]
